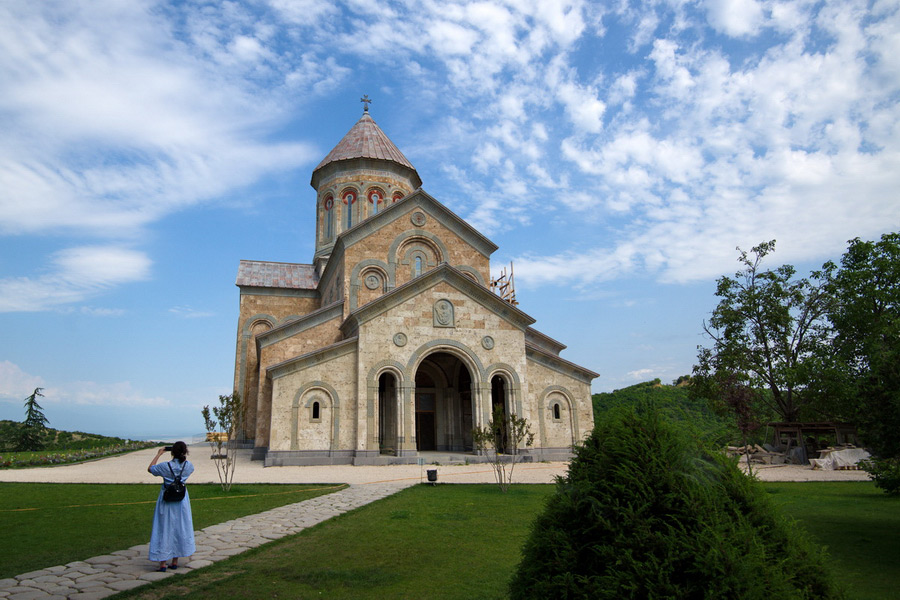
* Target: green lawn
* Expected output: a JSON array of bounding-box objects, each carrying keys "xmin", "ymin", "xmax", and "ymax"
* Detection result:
[
  {"xmin": 112, "ymin": 481, "xmax": 899, "ymax": 600},
  {"xmin": 6, "ymin": 481, "xmax": 896, "ymax": 599},
  {"xmin": 765, "ymin": 481, "xmax": 900, "ymax": 600},
  {"xmin": 0, "ymin": 482, "xmax": 346, "ymax": 579},
  {"xmin": 115, "ymin": 484, "xmax": 554, "ymax": 600}
]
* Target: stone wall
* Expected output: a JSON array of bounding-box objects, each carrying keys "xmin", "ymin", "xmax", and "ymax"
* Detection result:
[
  {"xmin": 233, "ymin": 291, "xmax": 320, "ymax": 441},
  {"xmin": 525, "ymin": 356, "xmax": 595, "ymax": 460},
  {"xmin": 266, "ymin": 345, "xmax": 359, "ymax": 465}
]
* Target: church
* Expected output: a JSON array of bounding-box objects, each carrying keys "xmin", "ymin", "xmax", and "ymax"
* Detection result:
[{"xmin": 232, "ymin": 104, "xmax": 598, "ymax": 466}]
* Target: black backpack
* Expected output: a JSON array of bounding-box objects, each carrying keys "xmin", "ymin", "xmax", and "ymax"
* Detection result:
[{"xmin": 163, "ymin": 461, "xmax": 186, "ymax": 502}]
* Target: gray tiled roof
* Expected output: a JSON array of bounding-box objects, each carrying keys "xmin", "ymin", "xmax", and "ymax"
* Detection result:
[
  {"xmin": 313, "ymin": 112, "xmax": 417, "ymax": 173},
  {"xmin": 236, "ymin": 260, "xmax": 318, "ymax": 290}
]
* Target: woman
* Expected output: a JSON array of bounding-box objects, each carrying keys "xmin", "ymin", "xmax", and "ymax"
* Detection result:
[{"xmin": 147, "ymin": 441, "xmax": 195, "ymax": 571}]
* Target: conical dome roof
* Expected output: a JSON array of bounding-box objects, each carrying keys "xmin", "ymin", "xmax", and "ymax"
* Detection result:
[{"xmin": 311, "ymin": 111, "xmax": 419, "ymax": 188}]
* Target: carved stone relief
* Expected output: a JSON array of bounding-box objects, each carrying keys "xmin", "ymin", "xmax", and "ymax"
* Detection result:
[{"xmin": 433, "ymin": 299, "xmax": 455, "ymax": 328}]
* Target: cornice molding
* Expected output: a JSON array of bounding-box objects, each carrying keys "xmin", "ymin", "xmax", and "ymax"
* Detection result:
[
  {"xmin": 256, "ymin": 301, "xmax": 344, "ymax": 349},
  {"xmin": 268, "ymin": 337, "xmax": 358, "ymax": 380},
  {"xmin": 340, "ymin": 263, "xmax": 535, "ymax": 337}
]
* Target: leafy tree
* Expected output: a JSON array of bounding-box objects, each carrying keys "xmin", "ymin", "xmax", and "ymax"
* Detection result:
[
  {"xmin": 202, "ymin": 392, "xmax": 243, "ymax": 491},
  {"xmin": 509, "ymin": 404, "xmax": 840, "ymax": 599},
  {"xmin": 825, "ymin": 233, "xmax": 900, "ymax": 460},
  {"xmin": 472, "ymin": 404, "xmax": 534, "ymax": 492},
  {"xmin": 15, "ymin": 388, "xmax": 49, "ymax": 451},
  {"xmin": 694, "ymin": 241, "xmax": 833, "ymax": 422}
]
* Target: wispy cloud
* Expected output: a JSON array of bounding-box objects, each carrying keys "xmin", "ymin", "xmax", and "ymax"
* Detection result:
[
  {"xmin": 169, "ymin": 306, "xmax": 215, "ymax": 319},
  {"xmin": 0, "ymin": 246, "xmax": 150, "ymax": 312},
  {"xmin": 0, "ymin": 360, "xmax": 170, "ymax": 408},
  {"xmin": 0, "ymin": 361, "xmax": 46, "ymax": 399},
  {"xmin": 1, "ymin": 0, "xmax": 898, "ymax": 312}
]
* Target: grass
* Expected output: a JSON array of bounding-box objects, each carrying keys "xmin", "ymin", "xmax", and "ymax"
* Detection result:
[
  {"xmin": 114, "ymin": 484, "xmax": 555, "ymax": 600},
  {"xmin": 0, "ymin": 482, "xmax": 346, "ymax": 579},
  {"xmin": 0, "ymin": 443, "xmax": 156, "ymax": 468},
  {"xmin": 114, "ymin": 481, "xmax": 900, "ymax": 600},
  {"xmin": 7, "ymin": 481, "xmax": 896, "ymax": 599},
  {"xmin": 764, "ymin": 481, "xmax": 900, "ymax": 600}
]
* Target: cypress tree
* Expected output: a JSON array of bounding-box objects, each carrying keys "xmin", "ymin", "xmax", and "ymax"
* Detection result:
[{"xmin": 509, "ymin": 404, "xmax": 839, "ymax": 599}]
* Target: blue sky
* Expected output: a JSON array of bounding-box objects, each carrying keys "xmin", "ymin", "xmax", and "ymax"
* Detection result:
[{"xmin": 1, "ymin": 0, "xmax": 899, "ymax": 440}]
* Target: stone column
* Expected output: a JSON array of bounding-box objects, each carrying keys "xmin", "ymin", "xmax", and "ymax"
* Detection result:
[{"xmin": 398, "ymin": 384, "xmax": 417, "ymax": 456}]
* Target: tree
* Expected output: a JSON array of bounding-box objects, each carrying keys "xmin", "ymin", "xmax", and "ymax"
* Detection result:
[
  {"xmin": 702, "ymin": 372, "xmax": 762, "ymax": 475},
  {"xmin": 201, "ymin": 392, "xmax": 243, "ymax": 492},
  {"xmin": 825, "ymin": 233, "xmax": 900, "ymax": 459},
  {"xmin": 472, "ymin": 404, "xmax": 534, "ymax": 492},
  {"xmin": 694, "ymin": 241, "xmax": 833, "ymax": 422},
  {"xmin": 509, "ymin": 404, "xmax": 838, "ymax": 599},
  {"xmin": 15, "ymin": 388, "xmax": 49, "ymax": 451}
]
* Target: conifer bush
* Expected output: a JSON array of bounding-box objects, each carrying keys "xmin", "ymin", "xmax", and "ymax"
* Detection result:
[{"xmin": 509, "ymin": 405, "xmax": 841, "ymax": 599}]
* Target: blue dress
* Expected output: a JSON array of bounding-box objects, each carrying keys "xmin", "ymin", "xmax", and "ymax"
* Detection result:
[{"xmin": 148, "ymin": 459, "xmax": 196, "ymax": 561}]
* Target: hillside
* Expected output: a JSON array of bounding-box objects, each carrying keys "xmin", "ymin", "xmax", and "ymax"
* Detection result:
[
  {"xmin": 0, "ymin": 420, "xmax": 150, "ymax": 451},
  {"xmin": 592, "ymin": 379, "xmax": 735, "ymax": 445}
]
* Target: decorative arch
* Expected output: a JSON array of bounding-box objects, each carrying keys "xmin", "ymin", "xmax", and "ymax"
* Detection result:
[
  {"xmin": 322, "ymin": 193, "xmax": 335, "ymax": 239},
  {"xmin": 456, "ymin": 266, "xmax": 486, "ymax": 286},
  {"xmin": 243, "ymin": 314, "xmax": 276, "ymax": 337},
  {"xmin": 404, "ymin": 339, "xmax": 486, "ymax": 383},
  {"xmin": 366, "ymin": 186, "xmax": 386, "ymax": 215},
  {"xmin": 291, "ymin": 381, "xmax": 341, "ymax": 453},
  {"xmin": 365, "ymin": 360, "xmax": 405, "ymax": 456},
  {"xmin": 340, "ymin": 187, "xmax": 359, "ymax": 229},
  {"xmin": 388, "ymin": 230, "xmax": 448, "ymax": 272},
  {"xmin": 484, "ymin": 363, "xmax": 521, "ymax": 386},
  {"xmin": 349, "ymin": 259, "xmax": 393, "ymax": 310},
  {"xmin": 537, "ymin": 385, "xmax": 578, "ymax": 449},
  {"xmin": 366, "ymin": 360, "xmax": 406, "ymax": 388},
  {"xmin": 238, "ymin": 314, "xmax": 276, "ymax": 387}
]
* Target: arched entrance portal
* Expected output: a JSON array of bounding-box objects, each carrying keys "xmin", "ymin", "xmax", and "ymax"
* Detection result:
[
  {"xmin": 414, "ymin": 352, "xmax": 474, "ymax": 452},
  {"xmin": 378, "ymin": 372, "xmax": 398, "ymax": 456}
]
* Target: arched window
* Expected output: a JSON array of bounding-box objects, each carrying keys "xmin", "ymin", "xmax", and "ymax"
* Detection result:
[
  {"xmin": 312, "ymin": 401, "xmax": 321, "ymax": 421},
  {"xmin": 414, "ymin": 256, "xmax": 423, "ymax": 277},
  {"xmin": 392, "ymin": 191, "xmax": 404, "ymax": 203},
  {"xmin": 323, "ymin": 195, "xmax": 334, "ymax": 239},
  {"xmin": 368, "ymin": 188, "xmax": 384, "ymax": 215},
  {"xmin": 553, "ymin": 403, "xmax": 561, "ymax": 420},
  {"xmin": 342, "ymin": 189, "xmax": 357, "ymax": 228}
]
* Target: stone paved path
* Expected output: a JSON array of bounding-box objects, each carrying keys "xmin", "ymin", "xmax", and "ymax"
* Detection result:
[{"xmin": 0, "ymin": 481, "xmax": 412, "ymax": 600}]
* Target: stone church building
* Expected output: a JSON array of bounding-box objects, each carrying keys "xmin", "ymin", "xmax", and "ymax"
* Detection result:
[{"xmin": 233, "ymin": 107, "xmax": 598, "ymax": 466}]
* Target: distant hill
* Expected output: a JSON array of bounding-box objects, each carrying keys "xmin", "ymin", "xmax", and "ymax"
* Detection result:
[
  {"xmin": 0, "ymin": 420, "xmax": 146, "ymax": 451},
  {"xmin": 592, "ymin": 379, "xmax": 735, "ymax": 445}
]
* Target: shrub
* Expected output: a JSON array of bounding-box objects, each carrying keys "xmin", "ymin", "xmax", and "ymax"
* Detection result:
[
  {"xmin": 509, "ymin": 404, "xmax": 841, "ymax": 599},
  {"xmin": 862, "ymin": 457, "xmax": 900, "ymax": 496}
]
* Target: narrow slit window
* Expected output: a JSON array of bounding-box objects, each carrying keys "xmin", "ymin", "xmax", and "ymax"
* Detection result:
[
  {"xmin": 553, "ymin": 403, "xmax": 561, "ymax": 420},
  {"xmin": 312, "ymin": 401, "xmax": 320, "ymax": 420},
  {"xmin": 414, "ymin": 256, "xmax": 423, "ymax": 277}
]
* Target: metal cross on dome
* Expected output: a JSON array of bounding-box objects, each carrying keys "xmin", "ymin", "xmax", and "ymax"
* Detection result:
[{"xmin": 360, "ymin": 94, "xmax": 372, "ymax": 112}]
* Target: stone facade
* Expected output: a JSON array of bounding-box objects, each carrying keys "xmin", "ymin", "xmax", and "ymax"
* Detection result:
[{"xmin": 233, "ymin": 109, "xmax": 598, "ymax": 466}]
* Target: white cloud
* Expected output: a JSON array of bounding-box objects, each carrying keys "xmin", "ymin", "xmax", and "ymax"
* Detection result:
[
  {"xmin": 0, "ymin": 1, "xmax": 321, "ymax": 235},
  {"xmin": 169, "ymin": 306, "xmax": 216, "ymax": 319},
  {"xmin": 43, "ymin": 380, "xmax": 171, "ymax": 407},
  {"xmin": 627, "ymin": 368, "xmax": 656, "ymax": 380},
  {"xmin": 0, "ymin": 361, "xmax": 45, "ymax": 400},
  {"xmin": 0, "ymin": 361, "xmax": 169, "ymax": 408},
  {"xmin": 704, "ymin": 0, "xmax": 765, "ymax": 37},
  {"xmin": 1, "ymin": 0, "xmax": 898, "ymax": 306},
  {"xmin": 0, "ymin": 246, "xmax": 150, "ymax": 312}
]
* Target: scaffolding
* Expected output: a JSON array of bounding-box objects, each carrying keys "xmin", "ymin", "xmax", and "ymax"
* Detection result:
[{"xmin": 490, "ymin": 262, "xmax": 518, "ymax": 306}]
